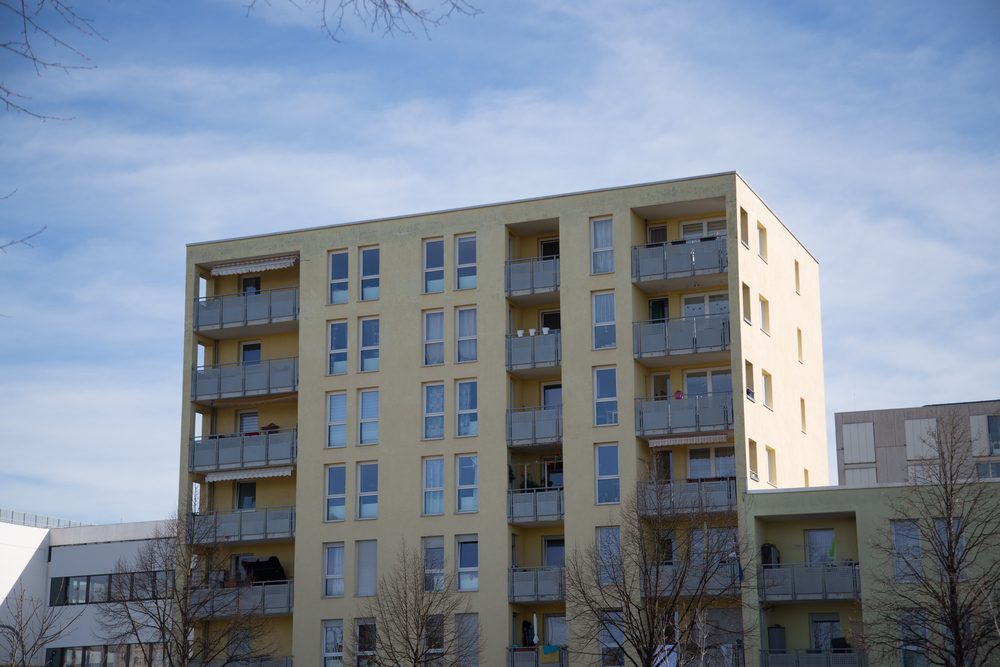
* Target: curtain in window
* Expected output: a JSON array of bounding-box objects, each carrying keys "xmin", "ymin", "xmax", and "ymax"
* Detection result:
[
  {"xmin": 356, "ymin": 541, "xmax": 377, "ymax": 596},
  {"xmin": 424, "ymin": 460, "xmax": 444, "ymax": 514},
  {"xmin": 592, "ymin": 219, "xmax": 614, "ymax": 273}
]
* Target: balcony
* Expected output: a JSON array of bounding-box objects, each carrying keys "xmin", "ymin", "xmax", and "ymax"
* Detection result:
[
  {"xmin": 507, "ymin": 407, "xmax": 563, "ymax": 447},
  {"xmin": 506, "ymin": 331, "xmax": 561, "ymax": 377},
  {"xmin": 508, "ymin": 647, "xmax": 568, "ymax": 667},
  {"xmin": 631, "ymin": 236, "xmax": 728, "ymax": 292},
  {"xmin": 638, "ymin": 478, "xmax": 737, "ymax": 516},
  {"xmin": 194, "ymin": 288, "xmax": 298, "ymax": 338},
  {"xmin": 189, "ymin": 429, "xmax": 296, "ymax": 472},
  {"xmin": 197, "ymin": 659, "xmax": 292, "ymax": 667},
  {"xmin": 759, "ymin": 563, "xmax": 861, "ymax": 602},
  {"xmin": 635, "ymin": 393, "xmax": 734, "ymax": 438},
  {"xmin": 509, "ymin": 566, "xmax": 565, "ymax": 602},
  {"xmin": 192, "ymin": 358, "xmax": 298, "ymax": 403},
  {"xmin": 188, "ymin": 507, "xmax": 295, "ymax": 544},
  {"xmin": 632, "ymin": 314, "xmax": 730, "ymax": 366},
  {"xmin": 646, "ymin": 562, "xmax": 740, "ymax": 597},
  {"xmin": 505, "ymin": 257, "xmax": 559, "ymax": 303},
  {"xmin": 508, "ymin": 487, "xmax": 564, "ymax": 525},
  {"xmin": 761, "ymin": 651, "xmax": 867, "ymax": 667},
  {"xmin": 190, "ymin": 580, "xmax": 293, "ymax": 618}
]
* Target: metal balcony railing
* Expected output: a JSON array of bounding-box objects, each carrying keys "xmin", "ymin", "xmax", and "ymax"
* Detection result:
[
  {"xmin": 631, "ymin": 236, "xmax": 728, "ymax": 283},
  {"xmin": 188, "ymin": 507, "xmax": 295, "ymax": 544},
  {"xmin": 192, "ymin": 358, "xmax": 298, "ymax": 401},
  {"xmin": 635, "ymin": 393, "xmax": 734, "ymax": 436},
  {"xmin": 637, "ymin": 478, "xmax": 737, "ymax": 515},
  {"xmin": 633, "ymin": 313, "xmax": 730, "ymax": 359},
  {"xmin": 645, "ymin": 562, "xmax": 740, "ymax": 597},
  {"xmin": 758, "ymin": 563, "xmax": 861, "ymax": 601},
  {"xmin": 189, "ymin": 429, "xmax": 296, "ymax": 472},
  {"xmin": 190, "ymin": 580, "xmax": 293, "ymax": 618},
  {"xmin": 509, "ymin": 566, "xmax": 565, "ymax": 602},
  {"xmin": 761, "ymin": 650, "xmax": 868, "ymax": 667},
  {"xmin": 507, "ymin": 406, "xmax": 563, "ymax": 447},
  {"xmin": 506, "ymin": 331, "xmax": 561, "ymax": 371},
  {"xmin": 194, "ymin": 288, "xmax": 298, "ymax": 331},
  {"xmin": 507, "ymin": 647, "xmax": 568, "ymax": 667},
  {"xmin": 505, "ymin": 257, "xmax": 560, "ymax": 296},
  {"xmin": 508, "ymin": 487, "xmax": 564, "ymax": 523}
]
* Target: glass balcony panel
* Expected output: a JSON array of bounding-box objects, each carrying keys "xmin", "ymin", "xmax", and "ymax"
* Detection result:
[
  {"xmin": 241, "ymin": 434, "xmax": 266, "ymax": 465},
  {"xmin": 270, "ymin": 288, "xmax": 297, "ymax": 319},
  {"xmin": 222, "ymin": 294, "xmax": 245, "ymax": 326},
  {"xmin": 668, "ymin": 317, "xmax": 696, "ymax": 352},
  {"xmin": 636, "ymin": 245, "xmax": 665, "ymax": 280},
  {"xmin": 191, "ymin": 440, "xmax": 217, "ymax": 469},
  {"xmin": 245, "ymin": 292, "xmax": 269, "ymax": 322},
  {"xmin": 221, "ymin": 365, "xmax": 245, "ymax": 395},
  {"xmin": 240, "ymin": 511, "xmax": 266, "ymax": 540},
  {"xmin": 536, "ymin": 489, "xmax": 561, "ymax": 520},
  {"xmin": 217, "ymin": 435, "xmax": 243, "ymax": 466},
  {"xmin": 270, "ymin": 359, "xmax": 296, "ymax": 391},
  {"xmin": 268, "ymin": 430, "xmax": 295, "ymax": 462},
  {"xmin": 197, "ymin": 299, "xmax": 221, "ymax": 329}
]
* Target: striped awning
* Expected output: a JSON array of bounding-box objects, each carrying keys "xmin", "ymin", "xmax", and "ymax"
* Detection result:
[
  {"xmin": 648, "ymin": 433, "xmax": 730, "ymax": 448},
  {"xmin": 205, "ymin": 466, "xmax": 293, "ymax": 483},
  {"xmin": 210, "ymin": 255, "xmax": 298, "ymax": 276}
]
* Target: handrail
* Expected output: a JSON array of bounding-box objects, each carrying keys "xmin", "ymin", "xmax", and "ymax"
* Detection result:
[
  {"xmin": 506, "ymin": 330, "xmax": 561, "ymax": 369},
  {"xmin": 194, "ymin": 287, "xmax": 299, "ymax": 330},
  {"xmin": 632, "ymin": 312, "xmax": 731, "ymax": 357},
  {"xmin": 631, "ymin": 235, "xmax": 728, "ymax": 282},
  {"xmin": 507, "ymin": 406, "xmax": 563, "ymax": 446},
  {"xmin": 758, "ymin": 562, "xmax": 861, "ymax": 601},
  {"xmin": 637, "ymin": 477, "xmax": 737, "ymax": 514},
  {"xmin": 192, "ymin": 357, "xmax": 298, "ymax": 400},
  {"xmin": 189, "ymin": 428, "xmax": 297, "ymax": 471},
  {"xmin": 188, "ymin": 506, "xmax": 296, "ymax": 544},
  {"xmin": 507, "ymin": 487, "xmax": 564, "ymax": 523},
  {"xmin": 508, "ymin": 566, "xmax": 565, "ymax": 602},
  {"xmin": 505, "ymin": 256, "xmax": 560, "ymax": 295},
  {"xmin": 761, "ymin": 649, "xmax": 867, "ymax": 667},
  {"xmin": 634, "ymin": 392, "xmax": 734, "ymax": 435},
  {"xmin": 190, "ymin": 579, "xmax": 293, "ymax": 617}
]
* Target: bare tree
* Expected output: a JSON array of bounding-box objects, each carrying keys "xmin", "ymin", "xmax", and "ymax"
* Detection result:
[
  {"xmin": 1, "ymin": 225, "xmax": 46, "ymax": 254},
  {"xmin": 564, "ymin": 484, "xmax": 751, "ymax": 667},
  {"xmin": 346, "ymin": 543, "xmax": 481, "ymax": 667},
  {"xmin": 865, "ymin": 411, "xmax": 1000, "ymax": 667},
  {"xmin": 0, "ymin": 584, "xmax": 83, "ymax": 667}
]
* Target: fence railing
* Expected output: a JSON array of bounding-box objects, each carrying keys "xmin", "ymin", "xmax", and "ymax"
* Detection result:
[
  {"xmin": 631, "ymin": 236, "xmax": 728, "ymax": 283},
  {"xmin": 190, "ymin": 580, "xmax": 293, "ymax": 618},
  {"xmin": 637, "ymin": 478, "xmax": 737, "ymax": 515},
  {"xmin": 507, "ymin": 406, "xmax": 563, "ymax": 446},
  {"xmin": 633, "ymin": 313, "xmax": 730, "ymax": 358},
  {"xmin": 505, "ymin": 257, "xmax": 560, "ymax": 296},
  {"xmin": 635, "ymin": 393, "xmax": 734, "ymax": 436},
  {"xmin": 0, "ymin": 508, "xmax": 89, "ymax": 528},
  {"xmin": 758, "ymin": 563, "xmax": 861, "ymax": 601},
  {"xmin": 508, "ymin": 487, "xmax": 564, "ymax": 523},
  {"xmin": 761, "ymin": 650, "xmax": 867, "ymax": 667},
  {"xmin": 506, "ymin": 331, "xmax": 561, "ymax": 370},
  {"xmin": 509, "ymin": 566, "xmax": 565, "ymax": 602},
  {"xmin": 194, "ymin": 288, "xmax": 298, "ymax": 331},
  {"xmin": 188, "ymin": 507, "xmax": 295, "ymax": 544},
  {"xmin": 645, "ymin": 562, "xmax": 740, "ymax": 597},
  {"xmin": 189, "ymin": 429, "xmax": 296, "ymax": 471},
  {"xmin": 507, "ymin": 647, "xmax": 568, "ymax": 667},
  {"xmin": 192, "ymin": 358, "xmax": 298, "ymax": 401}
]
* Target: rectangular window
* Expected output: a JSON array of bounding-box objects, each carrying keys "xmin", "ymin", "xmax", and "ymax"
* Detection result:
[
  {"xmin": 455, "ymin": 614, "xmax": 479, "ymax": 667},
  {"xmin": 423, "ymin": 238, "xmax": 444, "ymax": 294},
  {"xmin": 797, "ymin": 328, "xmax": 804, "ymax": 363},
  {"xmin": 745, "ymin": 361, "xmax": 755, "ymax": 400},
  {"xmin": 423, "ymin": 310, "xmax": 444, "ymax": 365},
  {"xmin": 355, "ymin": 542, "xmax": 377, "ymax": 597},
  {"xmin": 766, "ymin": 446, "xmax": 777, "ymax": 485},
  {"xmin": 329, "ymin": 251, "xmax": 349, "ymax": 305},
  {"xmin": 457, "ymin": 535, "xmax": 479, "ymax": 591},
  {"xmin": 899, "ymin": 610, "xmax": 928, "ymax": 667},
  {"xmin": 423, "ymin": 458, "xmax": 444, "ymax": 515},
  {"xmin": 67, "ymin": 576, "xmax": 88, "ymax": 604},
  {"xmin": 327, "ymin": 392, "xmax": 347, "ymax": 448},
  {"xmin": 456, "ymin": 380, "xmax": 478, "ymax": 436},
  {"xmin": 355, "ymin": 619, "xmax": 376, "ymax": 662},
  {"xmin": 357, "ymin": 462, "xmax": 378, "ymax": 519},
  {"xmin": 456, "ymin": 234, "xmax": 477, "ymax": 289},
  {"xmin": 456, "ymin": 454, "xmax": 478, "ymax": 512},
  {"xmin": 325, "ymin": 464, "xmax": 346, "ymax": 521},
  {"xmin": 423, "ymin": 536, "xmax": 445, "ymax": 592},
  {"xmin": 596, "ymin": 444, "xmax": 620, "ymax": 504},
  {"xmin": 758, "ymin": 295, "xmax": 770, "ymax": 334},
  {"xmin": 757, "ymin": 223, "xmax": 768, "ymax": 261},
  {"xmin": 328, "ymin": 320, "xmax": 347, "ymax": 375},
  {"xmin": 892, "ymin": 520, "xmax": 922, "ymax": 581},
  {"xmin": 990, "ymin": 416, "xmax": 1000, "ymax": 454},
  {"xmin": 423, "ymin": 383, "xmax": 445, "ymax": 439},
  {"xmin": 359, "ymin": 318, "xmax": 379, "ymax": 372},
  {"xmin": 762, "ymin": 370, "xmax": 773, "ymax": 408},
  {"xmin": 596, "ymin": 527, "xmax": 621, "ymax": 585},
  {"xmin": 591, "ymin": 218, "xmax": 614, "ymax": 274},
  {"xmin": 592, "ymin": 291, "xmax": 616, "ymax": 349},
  {"xmin": 689, "ymin": 448, "xmax": 712, "ymax": 478},
  {"xmin": 594, "ymin": 367, "xmax": 618, "ymax": 425},
  {"xmin": 323, "ymin": 543, "xmax": 344, "ymax": 597},
  {"xmin": 800, "ymin": 398, "xmax": 807, "ymax": 433},
  {"xmin": 805, "ymin": 529, "xmax": 836, "ymax": 566},
  {"xmin": 359, "ymin": 389, "xmax": 379, "ymax": 445},
  {"xmin": 456, "ymin": 307, "xmax": 477, "ymax": 362},
  {"xmin": 742, "ymin": 283, "xmax": 752, "ymax": 323},
  {"xmin": 794, "ymin": 259, "xmax": 801, "ymax": 294},
  {"xmin": 360, "ymin": 247, "xmax": 380, "ymax": 301},
  {"xmin": 748, "ymin": 440, "xmax": 759, "ymax": 479},
  {"xmin": 740, "ymin": 208, "xmax": 749, "ymax": 247},
  {"xmin": 600, "ymin": 612, "xmax": 625, "ymax": 667},
  {"xmin": 322, "ymin": 620, "xmax": 344, "ymax": 667}
]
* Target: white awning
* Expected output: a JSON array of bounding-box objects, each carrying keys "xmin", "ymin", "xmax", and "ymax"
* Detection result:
[
  {"xmin": 205, "ymin": 466, "xmax": 293, "ymax": 483},
  {"xmin": 648, "ymin": 434, "xmax": 730, "ymax": 448},
  {"xmin": 211, "ymin": 255, "xmax": 298, "ymax": 276}
]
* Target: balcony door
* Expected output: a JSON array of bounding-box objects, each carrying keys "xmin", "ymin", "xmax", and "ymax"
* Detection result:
[
  {"xmin": 240, "ymin": 342, "xmax": 261, "ymax": 365},
  {"xmin": 241, "ymin": 276, "xmax": 261, "ymax": 295},
  {"xmin": 685, "ymin": 369, "xmax": 731, "ymax": 396},
  {"xmin": 683, "ymin": 293, "xmax": 729, "ymax": 317},
  {"xmin": 539, "ymin": 238, "xmax": 559, "ymax": 258},
  {"xmin": 648, "ymin": 298, "xmax": 668, "ymax": 322},
  {"xmin": 236, "ymin": 482, "xmax": 256, "ymax": 511},
  {"xmin": 543, "ymin": 537, "xmax": 565, "ymax": 567},
  {"xmin": 542, "ymin": 384, "xmax": 562, "ymax": 408},
  {"xmin": 805, "ymin": 529, "xmax": 836, "ymax": 566},
  {"xmin": 810, "ymin": 613, "xmax": 841, "ymax": 651},
  {"xmin": 539, "ymin": 310, "xmax": 561, "ymax": 331}
]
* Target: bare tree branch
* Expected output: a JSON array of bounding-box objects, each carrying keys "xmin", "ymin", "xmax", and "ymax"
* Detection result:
[
  {"xmin": 0, "ymin": 224, "xmax": 46, "ymax": 254},
  {"xmin": 0, "ymin": 584, "xmax": 84, "ymax": 667}
]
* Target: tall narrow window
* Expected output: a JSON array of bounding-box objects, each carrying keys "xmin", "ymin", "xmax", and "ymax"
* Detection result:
[
  {"xmin": 325, "ymin": 465, "xmax": 346, "ymax": 521},
  {"xmin": 594, "ymin": 367, "xmax": 618, "ymax": 426},
  {"xmin": 355, "ymin": 541, "xmax": 377, "ymax": 596},
  {"xmin": 456, "ymin": 235, "xmax": 477, "ymax": 289},
  {"xmin": 327, "ymin": 392, "xmax": 347, "ymax": 448},
  {"xmin": 592, "ymin": 291, "xmax": 616, "ymax": 349},
  {"xmin": 423, "ymin": 458, "xmax": 444, "ymax": 515},
  {"xmin": 739, "ymin": 208, "xmax": 749, "ymax": 247},
  {"xmin": 456, "ymin": 454, "xmax": 478, "ymax": 512},
  {"xmin": 456, "ymin": 535, "xmax": 479, "ymax": 591},
  {"xmin": 595, "ymin": 444, "xmax": 620, "ymax": 504},
  {"xmin": 757, "ymin": 223, "xmax": 768, "ymax": 261},
  {"xmin": 423, "ymin": 310, "xmax": 444, "ymax": 366},
  {"xmin": 591, "ymin": 218, "xmax": 614, "ymax": 274},
  {"xmin": 360, "ymin": 318, "xmax": 379, "ymax": 372},
  {"xmin": 745, "ymin": 361, "xmax": 755, "ymax": 400},
  {"xmin": 766, "ymin": 446, "xmax": 777, "ymax": 485},
  {"xmin": 456, "ymin": 380, "xmax": 478, "ymax": 436},
  {"xmin": 423, "ymin": 536, "xmax": 445, "ymax": 592},
  {"xmin": 742, "ymin": 283, "xmax": 752, "ymax": 323},
  {"xmin": 329, "ymin": 251, "xmax": 348, "ymax": 304},
  {"xmin": 358, "ymin": 462, "xmax": 378, "ymax": 519},
  {"xmin": 322, "ymin": 620, "xmax": 344, "ymax": 666},
  {"xmin": 758, "ymin": 295, "xmax": 770, "ymax": 334},
  {"xmin": 423, "ymin": 239, "xmax": 444, "ymax": 294},
  {"xmin": 360, "ymin": 246, "xmax": 380, "ymax": 300},
  {"xmin": 892, "ymin": 520, "xmax": 922, "ymax": 581},
  {"xmin": 762, "ymin": 370, "xmax": 773, "ymax": 409},
  {"xmin": 794, "ymin": 259, "xmax": 801, "ymax": 294},
  {"xmin": 456, "ymin": 307, "xmax": 477, "ymax": 362},
  {"xmin": 328, "ymin": 320, "xmax": 347, "ymax": 375},
  {"xmin": 600, "ymin": 612, "xmax": 625, "ymax": 667},
  {"xmin": 800, "ymin": 398, "xmax": 807, "ymax": 433},
  {"xmin": 355, "ymin": 619, "xmax": 376, "ymax": 659},
  {"xmin": 323, "ymin": 543, "xmax": 344, "ymax": 596},
  {"xmin": 748, "ymin": 440, "xmax": 759, "ymax": 479},
  {"xmin": 596, "ymin": 527, "xmax": 621, "ymax": 585},
  {"xmin": 423, "ymin": 383, "xmax": 445, "ymax": 439},
  {"xmin": 359, "ymin": 389, "xmax": 379, "ymax": 445},
  {"xmin": 797, "ymin": 328, "xmax": 804, "ymax": 363},
  {"xmin": 456, "ymin": 614, "xmax": 480, "ymax": 667}
]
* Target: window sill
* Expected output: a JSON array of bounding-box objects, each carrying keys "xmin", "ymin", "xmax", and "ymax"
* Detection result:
[
  {"xmin": 358, "ymin": 369, "xmax": 379, "ymax": 374},
  {"xmin": 422, "ymin": 290, "xmax": 444, "ymax": 296},
  {"xmin": 358, "ymin": 441, "xmax": 378, "ymax": 446},
  {"xmin": 764, "ymin": 404, "xmax": 774, "ymax": 412},
  {"xmin": 761, "ymin": 329, "xmax": 770, "ymax": 336},
  {"xmin": 595, "ymin": 500, "xmax": 620, "ymax": 506},
  {"xmin": 454, "ymin": 286, "xmax": 477, "ymax": 292},
  {"xmin": 356, "ymin": 516, "xmax": 378, "ymax": 521},
  {"xmin": 455, "ymin": 509, "xmax": 478, "ymax": 515},
  {"xmin": 456, "ymin": 358, "xmax": 478, "ymax": 364},
  {"xmin": 422, "ymin": 436, "xmax": 445, "ymax": 442},
  {"xmin": 323, "ymin": 518, "xmax": 345, "ymax": 524},
  {"xmin": 741, "ymin": 241, "xmax": 750, "ymax": 249},
  {"xmin": 325, "ymin": 444, "xmax": 346, "ymax": 449},
  {"xmin": 743, "ymin": 317, "xmax": 752, "ymax": 325},
  {"xmin": 749, "ymin": 471, "xmax": 759, "ymax": 482},
  {"xmin": 422, "ymin": 512, "xmax": 444, "ymax": 518},
  {"xmin": 593, "ymin": 345, "xmax": 618, "ymax": 352},
  {"xmin": 359, "ymin": 298, "xmax": 380, "ymax": 303},
  {"xmin": 455, "ymin": 433, "xmax": 478, "ymax": 439},
  {"xmin": 423, "ymin": 363, "xmax": 445, "ymax": 368},
  {"xmin": 758, "ymin": 255, "xmax": 768, "ymax": 264}
]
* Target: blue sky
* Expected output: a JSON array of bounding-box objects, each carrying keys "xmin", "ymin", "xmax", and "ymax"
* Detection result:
[{"xmin": 1, "ymin": 0, "xmax": 998, "ymax": 523}]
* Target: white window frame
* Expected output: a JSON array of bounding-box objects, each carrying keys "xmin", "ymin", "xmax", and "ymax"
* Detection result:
[
  {"xmin": 329, "ymin": 250, "xmax": 348, "ymax": 305},
  {"xmin": 456, "ymin": 307, "xmax": 477, "ymax": 363},
  {"xmin": 681, "ymin": 218, "xmax": 726, "ymax": 240},
  {"xmin": 423, "ymin": 383, "xmax": 445, "ymax": 440},
  {"xmin": 759, "ymin": 295, "xmax": 770, "ymax": 334},
  {"xmin": 323, "ymin": 543, "xmax": 344, "ymax": 597},
  {"xmin": 357, "ymin": 462, "xmax": 378, "ymax": 520},
  {"xmin": 456, "ymin": 454, "xmax": 478, "ymax": 513},
  {"xmin": 328, "ymin": 320, "xmax": 347, "ymax": 375},
  {"xmin": 355, "ymin": 544, "xmax": 377, "ymax": 597},
  {"xmin": 423, "ymin": 238, "xmax": 444, "ymax": 294},
  {"xmin": 592, "ymin": 291, "xmax": 616, "ymax": 349},
  {"xmin": 423, "ymin": 310, "xmax": 444, "ymax": 366},
  {"xmin": 595, "ymin": 444, "xmax": 620, "ymax": 504},
  {"xmin": 456, "ymin": 380, "xmax": 478, "ymax": 437},
  {"xmin": 455, "ymin": 234, "xmax": 477, "ymax": 290},
  {"xmin": 762, "ymin": 369, "xmax": 773, "ymax": 408},
  {"xmin": 456, "ymin": 535, "xmax": 479, "ymax": 591},
  {"xmin": 327, "ymin": 392, "xmax": 347, "ymax": 448},
  {"xmin": 766, "ymin": 446, "xmax": 777, "ymax": 485},
  {"xmin": 322, "ymin": 619, "xmax": 344, "ymax": 666},
  {"xmin": 684, "ymin": 368, "xmax": 732, "ymax": 396},
  {"xmin": 359, "ymin": 317, "xmax": 379, "ymax": 372},
  {"xmin": 355, "ymin": 618, "xmax": 376, "ymax": 657},
  {"xmin": 596, "ymin": 526, "xmax": 621, "ymax": 585},
  {"xmin": 682, "ymin": 292, "xmax": 730, "ymax": 318},
  {"xmin": 757, "ymin": 223, "xmax": 768, "ymax": 262},
  {"xmin": 740, "ymin": 208, "xmax": 749, "ymax": 248},
  {"xmin": 590, "ymin": 217, "xmax": 614, "ymax": 274},
  {"xmin": 325, "ymin": 464, "xmax": 346, "ymax": 522},
  {"xmin": 594, "ymin": 367, "xmax": 618, "ymax": 426},
  {"xmin": 422, "ymin": 536, "xmax": 445, "ymax": 592},
  {"xmin": 358, "ymin": 389, "xmax": 379, "ymax": 445},
  {"xmin": 422, "ymin": 458, "xmax": 444, "ymax": 516},
  {"xmin": 360, "ymin": 246, "xmax": 380, "ymax": 301}
]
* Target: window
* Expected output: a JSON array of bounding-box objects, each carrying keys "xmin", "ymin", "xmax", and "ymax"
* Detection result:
[
  {"xmin": 456, "ymin": 234, "xmax": 477, "ymax": 289},
  {"xmin": 800, "ymin": 398, "xmax": 807, "ymax": 433},
  {"xmin": 762, "ymin": 370, "xmax": 773, "ymax": 408},
  {"xmin": 685, "ymin": 369, "xmax": 732, "ymax": 395},
  {"xmin": 898, "ymin": 610, "xmax": 929, "ymax": 667},
  {"xmin": 236, "ymin": 481, "xmax": 256, "ymax": 509},
  {"xmin": 423, "ymin": 311, "xmax": 444, "ymax": 365},
  {"xmin": 748, "ymin": 440, "xmax": 759, "ymax": 480},
  {"xmin": 766, "ymin": 446, "xmax": 777, "ymax": 485},
  {"xmin": 355, "ymin": 542, "xmax": 377, "ymax": 597},
  {"xmin": 425, "ymin": 615, "xmax": 445, "ymax": 657},
  {"xmin": 745, "ymin": 361, "xmax": 755, "ymax": 400},
  {"xmin": 357, "ymin": 462, "xmax": 378, "ymax": 519},
  {"xmin": 758, "ymin": 295, "xmax": 770, "ymax": 334},
  {"xmin": 423, "ymin": 383, "xmax": 445, "ymax": 439},
  {"xmin": 682, "ymin": 292, "xmax": 729, "ymax": 317},
  {"xmin": 238, "ymin": 411, "xmax": 258, "ymax": 434},
  {"xmin": 326, "ymin": 465, "xmax": 346, "ymax": 521},
  {"xmin": 423, "ymin": 239, "xmax": 444, "ymax": 294},
  {"xmin": 934, "ymin": 517, "xmax": 966, "ymax": 576},
  {"xmin": 596, "ymin": 527, "xmax": 621, "ymax": 585},
  {"xmin": 323, "ymin": 543, "xmax": 344, "ymax": 596},
  {"xmin": 989, "ymin": 415, "xmax": 1000, "ymax": 454},
  {"xmin": 240, "ymin": 342, "xmax": 261, "ymax": 364},
  {"xmin": 682, "ymin": 219, "xmax": 726, "ymax": 239},
  {"xmin": 594, "ymin": 367, "xmax": 618, "ymax": 426},
  {"xmin": 591, "ymin": 217, "xmax": 614, "ymax": 274},
  {"xmin": 329, "ymin": 251, "xmax": 348, "ymax": 304},
  {"xmin": 355, "ymin": 618, "xmax": 376, "ymax": 663},
  {"xmin": 423, "ymin": 536, "xmax": 444, "ymax": 592},
  {"xmin": 67, "ymin": 576, "xmax": 88, "ymax": 604},
  {"xmin": 359, "ymin": 318, "xmax": 379, "ymax": 372},
  {"xmin": 456, "ymin": 535, "xmax": 479, "ymax": 591},
  {"xmin": 359, "ymin": 389, "xmax": 379, "ymax": 445},
  {"xmin": 804, "ymin": 468, "xmax": 810, "ymax": 487},
  {"xmin": 805, "ymin": 529, "xmax": 835, "ymax": 566},
  {"xmin": 757, "ymin": 223, "xmax": 768, "ymax": 261},
  {"xmin": 741, "ymin": 283, "xmax": 751, "ymax": 323},
  {"xmin": 740, "ymin": 208, "xmax": 749, "ymax": 247},
  {"xmin": 322, "ymin": 620, "xmax": 344, "ymax": 667},
  {"xmin": 456, "ymin": 380, "xmax": 478, "ymax": 436},
  {"xmin": 595, "ymin": 444, "xmax": 620, "ymax": 504},
  {"xmin": 797, "ymin": 328, "xmax": 804, "ymax": 363},
  {"xmin": 456, "ymin": 307, "xmax": 477, "ymax": 362},
  {"xmin": 456, "ymin": 454, "xmax": 478, "ymax": 512},
  {"xmin": 794, "ymin": 259, "xmax": 801, "ymax": 294},
  {"xmin": 592, "ymin": 291, "xmax": 616, "ymax": 349},
  {"xmin": 600, "ymin": 612, "xmax": 625, "ymax": 667},
  {"xmin": 360, "ymin": 247, "xmax": 379, "ymax": 301},
  {"xmin": 455, "ymin": 614, "xmax": 479, "ymax": 666},
  {"xmin": 689, "ymin": 448, "xmax": 712, "ymax": 479},
  {"xmin": 423, "ymin": 458, "xmax": 444, "ymax": 515},
  {"xmin": 327, "ymin": 392, "xmax": 347, "ymax": 448},
  {"xmin": 328, "ymin": 321, "xmax": 347, "ymax": 374}
]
